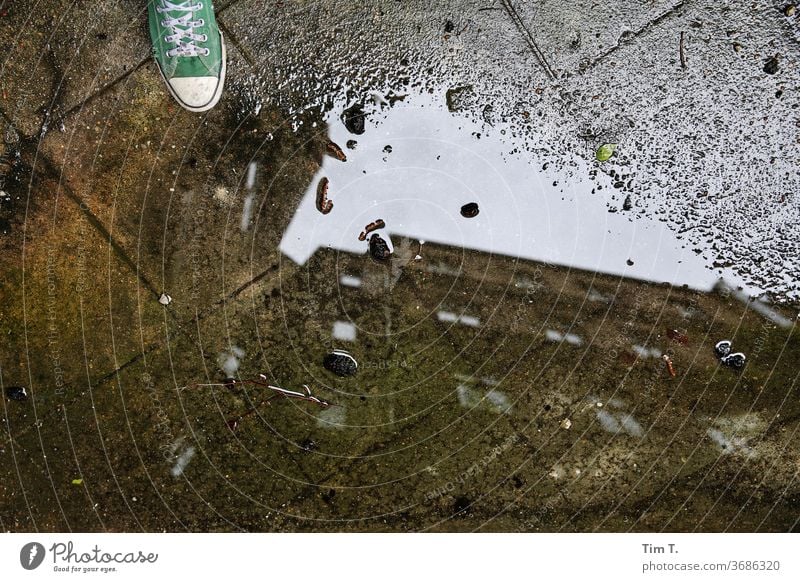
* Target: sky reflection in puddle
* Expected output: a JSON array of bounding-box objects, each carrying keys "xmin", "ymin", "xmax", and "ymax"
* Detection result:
[{"xmin": 280, "ymin": 90, "xmax": 748, "ymax": 293}]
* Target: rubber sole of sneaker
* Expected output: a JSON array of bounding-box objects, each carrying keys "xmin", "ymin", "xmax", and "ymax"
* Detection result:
[{"xmin": 155, "ymin": 30, "xmax": 227, "ymax": 113}]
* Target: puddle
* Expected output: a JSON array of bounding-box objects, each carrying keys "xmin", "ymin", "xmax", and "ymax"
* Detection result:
[{"xmin": 280, "ymin": 90, "xmax": 756, "ymax": 294}]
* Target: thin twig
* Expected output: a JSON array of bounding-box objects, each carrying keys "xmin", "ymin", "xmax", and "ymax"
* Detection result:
[
  {"xmin": 679, "ymin": 31, "xmax": 687, "ymax": 69},
  {"xmin": 181, "ymin": 376, "xmax": 334, "ymax": 431}
]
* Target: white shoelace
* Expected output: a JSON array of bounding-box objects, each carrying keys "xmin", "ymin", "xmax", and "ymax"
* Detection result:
[{"xmin": 157, "ymin": 1, "xmax": 209, "ymax": 57}]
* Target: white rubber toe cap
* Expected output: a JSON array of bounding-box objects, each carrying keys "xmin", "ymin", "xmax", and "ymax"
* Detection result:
[{"xmin": 167, "ymin": 76, "xmax": 223, "ymax": 112}]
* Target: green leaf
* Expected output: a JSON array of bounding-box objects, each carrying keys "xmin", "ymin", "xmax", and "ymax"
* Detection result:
[
  {"xmin": 596, "ymin": 143, "xmax": 617, "ymax": 162},
  {"xmin": 71, "ymin": 478, "xmax": 83, "ymax": 486}
]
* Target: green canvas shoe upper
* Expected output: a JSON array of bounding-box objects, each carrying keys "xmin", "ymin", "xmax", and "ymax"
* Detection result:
[{"xmin": 148, "ymin": 0, "xmax": 226, "ymax": 112}]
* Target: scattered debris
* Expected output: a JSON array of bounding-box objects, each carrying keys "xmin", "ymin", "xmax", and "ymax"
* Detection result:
[
  {"xmin": 358, "ymin": 218, "xmax": 386, "ymax": 241},
  {"xmin": 326, "ymin": 141, "xmax": 347, "ymax": 162},
  {"xmin": 323, "ymin": 350, "xmax": 358, "ymax": 377},
  {"xmin": 595, "ymin": 143, "xmax": 617, "ymax": 162},
  {"xmin": 192, "ymin": 376, "xmax": 334, "ymax": 431},
  {"xmin": 666, "ymin": 328, "xmax": 689, "ymax": 344},
  {"xmin": 785, "ymin": 4, "xmax": 796, "ymax": 17},
  {"xmin": 341, "ymin": 103, "xmax": 366, "ymax": 135},
  {"xmin": 460, "ymin": 202, "xmax": 480, "ymax": 218},
  {"xmin": 662, "ymin": 354, "xmax": 677, "ymax": 377},
  {"xmin": 382, "ymin": 145, "xmax": 393, "ymax": 154},
  {"xmin": 316, "ymin": 177, "xmax": 333, "ymax": 214},
  {"xmin": 560, "ymin": 418, "xmax": 572, "ymax": 430},
  {"xmin": 346, "ymin": 140, "xmax": 357, "ymax": 149},
  {"xmin": 5, "ymin": 386, "xmax": 28, "ymax": 401},
  {"xmin": 158, "ymin": 293, "xmax": 172, "ymax": 306}
]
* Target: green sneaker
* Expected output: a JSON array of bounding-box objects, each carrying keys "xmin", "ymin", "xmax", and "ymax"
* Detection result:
[{"xmin": 148, "ymin": 0, "xmax": 226, "ymax": 112}]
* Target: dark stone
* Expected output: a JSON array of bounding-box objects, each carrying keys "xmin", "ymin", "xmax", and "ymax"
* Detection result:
[
  {"xmin": 764, "ymin": 56, "xmax": 780, "ymax": 75},
  {"xmin": 453, "ymin": 496, "xmax": 471, "ymax": 514},
  {"xmin": 346, "ymin": 140, "xmax": 357, "ymax": 149},
  {"xmin": 460, "ymin": 202, "xmax": 479, "ymax": 218},
  {"xmin": 714, "ymin": 340, "xmax": 732, "ymax": 359},
  {"xmin": 341, "ymin": 104, "xmax": 366, "ymax": 135},
  {"xmin": 622, "ymin": 194, "xmax": 633, "ymax": 211},
  {"xmin": 368, "ymin": 233, "xmax": 392, "ymax": 262},
  {"xmin": 5, "ymin": 386, "xmax": 28, "ymax": 401},
  {"xmin": 626, "ymin": 259, "xmax": 634, "ymax": 266},
  {"xmin": 323, "ymin": 350, "xmax": 358, "ymax": 377},
  {"xmin": 721, "ymin": 352, "xmax": 746, "ymax": 370},
  {"xmin": 444, "ymin": 20, "xmax": 455, "ymax": 33}
]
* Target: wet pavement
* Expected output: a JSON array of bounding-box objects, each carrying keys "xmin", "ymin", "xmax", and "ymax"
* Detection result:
[{"xmin": 1, "ymin": 1, "xmax": 799, "ymax": 532}]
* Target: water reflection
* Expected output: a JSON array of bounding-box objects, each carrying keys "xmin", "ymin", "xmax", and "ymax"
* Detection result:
[{"xmin": 280, "ymin": 90, "xmax": 747, "ymax": 294}]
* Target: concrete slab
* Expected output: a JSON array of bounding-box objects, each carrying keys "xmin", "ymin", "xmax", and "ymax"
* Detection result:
[
  {"xmin": 0, "ymin": 169, "xmax": 164, "ymax": 429},
  {"xmin": 0, "ymin": 0, "xmax": 149, "ymax": 138},
  {"xmin": 36, "ymin": 47, "xmax": 322, "ymax": 320}
]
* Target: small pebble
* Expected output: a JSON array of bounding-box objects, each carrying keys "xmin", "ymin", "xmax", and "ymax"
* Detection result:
[
  {"xmin": 714, "ymin": 340, "xmax": 732, "ymax": 359},
  {"xmin": 560, "ymin": 418, "xmax": 572, "ymax": 430},
  {"xmin": 300, "ymin": 438, "xmax": 317, "ymax": 452},
  {"xmin": 158, "ymin": 293, "xmax": 172, "ymax": 306},
  {"xmin": 368, "ymin": 233, "xmax": 392, "ymax": 262},
  {"xmin": 721, "ymin": 352, "xmax": 746, "ymax": 370},
  {"xmin": 785, "ymin": 5, "xmax": 796, "ymax": 17},
  {"xmin": 764, "ymin": 56, "xmax": 780, "ymax": 75},
  {"xmin": 323, "ymin": 350, "xmax": 358, "ymax": 377},
  {"xmin": 5, "ymin": 386, "xmax": 28, "ymax": 401},
  {"xmin": 460, "ymin": 202, "xmax": 479, "ymax": 218},
  {"xmin": 342, "ymin": 104, "xmax": 366, "ymax": 135}
]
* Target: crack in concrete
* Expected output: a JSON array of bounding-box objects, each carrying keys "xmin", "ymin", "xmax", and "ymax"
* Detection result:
[
  {"xmin": 499, "ymin": 0, "xmax": 557, "ymax": 81},
  {"xmin": 577, "ymin": 0, "xmax": 687, "ymax": 74}
]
